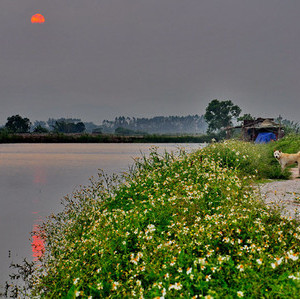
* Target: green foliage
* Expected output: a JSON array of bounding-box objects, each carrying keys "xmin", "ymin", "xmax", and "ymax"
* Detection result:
[
  {"xmin": 52, "ymin": 120, "xmax": 86, "ymax": 133},
  {"xmin": 75, "ymin": 122, "xmax": 86, "ymax": 133},
  {"xmin": 204, "ymin": 99, "xmax": 241, "ymax": 133},
  {"xmin": 33, "ymin": 125, "xmax": 49, "ymax": 133},
  {"xmin": 267, "ymin": 133, "xmax": 300, "ymax": 154},
  {"xmin": 16, "ymin": 143, "xmax": 300, "ymax": 298},
  {"xmin": 5, "ymin": 115, "xmax": 31, "ymax": 133},
  {"xmin": 0, "ymin": 127, "xmax": 10, "ymax": 138},
  {"xmin": 237, "ymin": 113, "xmax": 254, "ymax": 122},
  {"xmin": 201, "ymin": 140, "xmax": 290, "ymax": 180},
  {"xmin": 115, "ymin": 127, "xmax": 147, "ymax": 136},
  {"xmin": 276, "ymin": 116, "xmax": 300, "ymax": 135},
  {"xmin": 91, "ymin": 128, "xmax": 103, "ymax": 134}
]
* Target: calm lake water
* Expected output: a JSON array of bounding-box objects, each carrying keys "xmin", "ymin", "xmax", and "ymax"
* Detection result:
[{"xmin": 0, "ymin": 143, "xmax": 203, "ymax": 289}]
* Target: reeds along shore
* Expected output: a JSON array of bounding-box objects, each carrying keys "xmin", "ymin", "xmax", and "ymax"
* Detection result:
[
  {"xmin": 0, "ymin": 132, "xmax": 215, "ymax": 143},
  {"xmin": 5, "ymin": 135, "xmax": 300, "ymax": 298}
]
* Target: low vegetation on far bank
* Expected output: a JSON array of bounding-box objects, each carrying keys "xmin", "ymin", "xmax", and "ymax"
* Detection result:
[
  {"xmin": 0, "ymin": 131, "xmax": 218, "ymax": 144},
  {"xmin": 5, "ymin": 135, "xmax": 300, "ymax": 298}
]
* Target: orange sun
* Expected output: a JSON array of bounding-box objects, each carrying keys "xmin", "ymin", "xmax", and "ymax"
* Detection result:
[{"xmin": 31, "ymin": 13, "xmax": 45, "ymax": 24}]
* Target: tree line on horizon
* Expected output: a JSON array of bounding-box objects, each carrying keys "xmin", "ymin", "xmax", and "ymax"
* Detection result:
[
  {"xmin": 101, "ymin": 115, "xmax": 208, "ymax": 134},
  {"xmin": 0, "ymin": 115, "xmax": 208, "ymax": 135},
  {"xmin": 1, "ymin": 100, "xmax": 298, "ymax": 136},
  {"xmin": 0, "ymin": 116, "xmax": 89, "ymax": 134}
]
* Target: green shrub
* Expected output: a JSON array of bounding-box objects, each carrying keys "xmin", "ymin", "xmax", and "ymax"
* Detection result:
[
  {"xmin": 200, "ymin": 140, "xmax": 290, "ymax": 180},
  {"xmin": 268, "ymin": 133, "xmax": 300, "ymax": 154}
]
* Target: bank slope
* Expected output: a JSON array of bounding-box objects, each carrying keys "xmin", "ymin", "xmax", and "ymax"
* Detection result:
[{"xmin": 27, "ymin": 143, "xmax": 300, "ymax": 298}]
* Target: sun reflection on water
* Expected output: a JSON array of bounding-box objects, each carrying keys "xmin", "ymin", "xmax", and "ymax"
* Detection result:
[{"xmin": 31, "ymin": 223, "xmax": 45, "ymax": 261}]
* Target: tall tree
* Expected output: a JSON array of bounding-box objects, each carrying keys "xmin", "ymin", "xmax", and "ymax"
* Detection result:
[
  {"xmin": 5, "ymin": 115, "xmax": 31, "ymax": 133},
  {"xmin": 204, "ymin": 99, "xmax": 241, "ymax": 133}
]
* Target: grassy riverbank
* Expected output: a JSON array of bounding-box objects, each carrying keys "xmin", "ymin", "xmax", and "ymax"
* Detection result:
[{"xmin": 7, "ymin": 137, "xmax": 300, "ymax": 298}]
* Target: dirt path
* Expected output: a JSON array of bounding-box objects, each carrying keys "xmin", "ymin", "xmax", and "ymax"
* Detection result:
[{"xmin": 256, "ymin": 168, "xmax": 300, "ymax": 220}]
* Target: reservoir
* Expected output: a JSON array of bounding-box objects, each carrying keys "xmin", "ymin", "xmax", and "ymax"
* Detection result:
[{"xmin": 0, "ymin": 143, "xmax": 203, "ymax": 290}]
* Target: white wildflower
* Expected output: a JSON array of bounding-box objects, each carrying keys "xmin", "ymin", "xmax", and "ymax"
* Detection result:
[
  {"xmin": 112, "ymin": 281, "xmax": 119, "ymax": 290},
  {"xmin": 168, "ymin": 282, "xmax": 182, "ymax": 290},
  {"xmin": 73, "ymin": 278, "xmax": 80, "ymax": 285},
  {"xmin": 186, "ymin": 267, "xmax": 192, "ymax": 275},
  {"xmin": 237, "ymin": 264, "xmax": 244, "ymax": 272},
  {"xmin": 287, "ymin": 250, "xmax": 299, "ymax": 261},
  {"xmin": 256, "ymin": 258, "xmax": 262, "ymax": 265}
]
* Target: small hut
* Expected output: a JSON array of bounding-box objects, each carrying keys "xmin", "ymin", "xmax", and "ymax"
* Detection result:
[{"xmin": 226, "ymin": 118, "xmax": 284, "ymax": 142}]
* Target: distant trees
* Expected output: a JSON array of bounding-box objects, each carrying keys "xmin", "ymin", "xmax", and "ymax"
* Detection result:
[
  {"xmin": 33, "ymin": 125, "xmax": 49, "ymax": 133},
  {"xmin": 52, "ymin": 120, "xmax": 86, "ymax": 133},
  {"xmin": 30, "ymin": 118, "xmax": 92, "ymax": 133},
  {"xmin": 0, "ymin": 115, "xmax": 97, "ymax": 135},
  {"xmin": 115, "ymin": 127, "xmax": 147, "ymax": 136},
  {"xmin": 102, "ymin": 115, "xmax": 207, "ymax": 134},
  {"xmin": 115, "ymin": 127, "xmax": 135, "ymax": 135},
  {"xmin": 47, "ymin": 118, "xmax": 81, "ymax": 129},
  {"xmin": 204, "ymin": 99, "xmax": 241, "ymax": 133},
  {"xmin": 1, "ymin": 114, "xmax": 210, "ymax": 135},
  {"xmin": 5, "ymin": 115, "xmax": 31, "ymax": 133},
  {"xmin": 237, "ymin": 113, "xmax": 254, "ymax": 122},
  {"xmin": 84, "ymin": 122, "xmax": 100, "ymax": 133},
  {"xmin": 276, "ymin": 115, "xmax": 300, "ymax": 134},
  {"xmin": 32, "ymin": 121, "xmax": 48, "ymax": 132}
]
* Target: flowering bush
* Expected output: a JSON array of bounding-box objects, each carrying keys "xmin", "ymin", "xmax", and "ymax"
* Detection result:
[
  {"xmin": 28, "ymin": 144, "xmax": 300, "ymax": 298},
  {"xmin": 201, "ymin": 140, "xmax": 290, "ymax": 179}
]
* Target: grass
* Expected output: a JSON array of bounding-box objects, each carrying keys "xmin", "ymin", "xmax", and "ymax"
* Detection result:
[
  {"xmin": 201, "ymin": 139, "xmax": 291, "ymax": 180},
  {"xmin": 269, "ymin": 134, "xmax": 300, "ymax": 154},
  {"xmin": 6, "ymin": 136, "xmax": 300, "ymax": 298}
]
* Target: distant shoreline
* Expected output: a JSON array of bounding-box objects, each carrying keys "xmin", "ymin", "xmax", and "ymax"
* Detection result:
[{"xmin": 0, "ymin": 133, "xmax": 213, "ymax": 144}]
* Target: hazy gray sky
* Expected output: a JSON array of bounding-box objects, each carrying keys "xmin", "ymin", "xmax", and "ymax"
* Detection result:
[{"xmin": 1, "ymin": 0, "xmax": 300, "ymax": 124}]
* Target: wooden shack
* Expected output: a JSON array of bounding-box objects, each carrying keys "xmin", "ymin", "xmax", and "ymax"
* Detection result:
[{"xmin": 227, "ymin": 118, "xmax": 284, "ymax": 142}]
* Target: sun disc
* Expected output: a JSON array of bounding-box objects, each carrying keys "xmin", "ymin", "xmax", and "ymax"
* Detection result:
[{"xmin": 31, "ymin": 13, "xmax": 45, "ymax": 24}]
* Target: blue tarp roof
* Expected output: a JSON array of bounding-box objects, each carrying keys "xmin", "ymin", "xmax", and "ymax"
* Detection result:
[{"xmin": 255, "ymin": 132, "xmax": 276, "ymax": 144}]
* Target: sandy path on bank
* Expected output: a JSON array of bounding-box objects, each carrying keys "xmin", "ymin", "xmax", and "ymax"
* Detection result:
[{"xmin": 256, "ymin": 168, "xmax": 300, "ymax": 220}]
